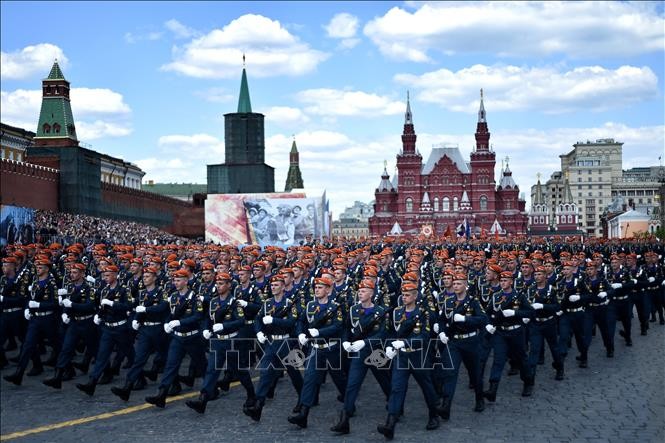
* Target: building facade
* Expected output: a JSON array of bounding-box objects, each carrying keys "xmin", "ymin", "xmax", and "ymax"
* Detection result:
[
  {"xmin": 369, "ymin": 91, "xmax": 527, "ymax": 237},
  {"xmin": 1, "ymin": 123, "xmax": 34, "ymax": 162}
]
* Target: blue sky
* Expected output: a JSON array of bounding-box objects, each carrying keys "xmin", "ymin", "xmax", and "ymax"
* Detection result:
[{"xmin": 2, "ymin": 1, "xmax": 664, "ymax": 217}]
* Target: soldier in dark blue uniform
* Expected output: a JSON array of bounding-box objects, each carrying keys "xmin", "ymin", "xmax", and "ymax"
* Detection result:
[
  {"xmin": 4, "ymin": 258, "xmax": 58, "ymax": 385},
  {"xmin": 244, "ymin": 274, "xmax": 303, "ymax": 422},
  {"xmin": 582, "ymin": 261, "xmax": 613, "ymax": 357},
  {"xmin": 606, "ymin": 254, "xmax": 634, "ymax": 346},
  {"xmin": 110, "ymin": 265, "xmax": 169, "ymax": 401},
  {"xmin": 186, "ymin": 272, "xmax": 255, "ymax": 414},
  {"xmin": 377, "ymin": 281, "xmax": 440, "ymax": 440},
  {"xmin": 437, "ymin": 273, "xmax": 487, "ymax": 420},
  {"xmin": 557, "ymin": 261, "xmax": 591, "ymax": 368},
  {"xmin": 625, "ymin": 253, "xmax": 649, "ymax": 336},
  {"xmin": 1, "ymin": 256, "xmax": 27, "ymax": 369},
  {"xmin": 145, "ymin": 269, "xmax": 207, "ymax": 408},
  {"xmin": 483, "ymin": 271, "xmax": 534, "ymax": 401},
  {"xmin": 43, "ymin": 262, "xmax": 97, "ymax": 389},
  {"xmin": 643, "ymin": 251, "xmax": 664, "ymax": 325},
  {"xmin": 76, "ymin": 265, "xmax": 133, "ymax": 395},
  {"xmin": 331, "ymin": 279, "xmax": 391, "ymax": 435}
]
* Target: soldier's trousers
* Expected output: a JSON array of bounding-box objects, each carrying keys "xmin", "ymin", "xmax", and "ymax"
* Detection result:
[
  {"xmin": 300, "ymin": 343, "xmax": 348, "ymax": 408},
  {"xmin": 629, "ymin": 290, "xmax": 650, "ymax": 330},
  {"xmin": 0, "ymin": 310, "xmax": 24, "ymax": 362},
  {"xmin": 584, "ymin": 305, "xmax": 612, "ymax": 351},
  {"xmin": 488, "ymin": 327, "xmax": 530, "ymax": 383},
  {"xmin": 608, "ymin": 297, "xmax": 631, "ymax": 343},
  {"xmin": 200, "ymin": 338, "xmax": 254, "ymax": 398},
  {"xmin": 158, "ymin": 334, "xmax": 207, "ymax": 389},
  {"xmin": 16, "ymin": 314, "xmax": 57, "ymax": 373},
  {"xmin": 528, "ymin": 319, "xmax": 562, "ymax": 375},
  {"xmin": 255, "ymin": 338, "xmax": 303, "ymax": 401},
  {"xmin": 125, "ymin": 324, "xmax": 168, "ymax": 384},
  {"xmin": 56, "ymin": 318, "xmax": 97, "ymax": 370},
  {"xmin": 440, "ymin": 335, "xmax": 483, "ymax": 404},
  {"xmin": 90, "ymin": 324, "xmax": 134, "ymax": 381},
  {"xmin": 387, "ymin": 348, "xmax": 439, "ymax": 416},
  {"xmin": 558, "ymin": 311, "xmax": 588, "ymax": 360},
  {"xmin": 343, "ymin": 345, "xmax": 391, "ymax": 414}
]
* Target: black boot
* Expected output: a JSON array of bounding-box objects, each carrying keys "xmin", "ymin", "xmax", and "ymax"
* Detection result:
[
  {"xmin": 555, "ymin": 366, "xmax": 564, "ymax": 381},
  {"xmin": 217, "ymin": 372, "xmax": 232, "ymax": 392},
  {"xmin": 72, "ymin": 356, "xmax": 91, "ymax": 374},
  {"xmin": 168, "ymin": 380, "xmax": 182, "ymax": 396},
  {"xmin": 43, "ymin": 368, "xmax": 64, "ymax": 389},
  {"xmin": 377, "ymin": 414, "xmax": 397, "ymax": 440},
  {"xmin": 98, "ymin": 366, "xmax": 114, "ymax": 385},
  {"xmin": 521, "ymin": 379, "xmax": 534, "ymax": 397},
  {"xmin": 483, "ymin": 381, "xmax": 499, "ymax": 402},
  {"xmin": 26, "ymin": 361, "xmax": 44, "ymax": 376},
  {"xmin": 178, "ymin": 374, "xmax": 195, "ymax": 387},
  {"xmin": 288, "ymin": 405, "xmax": 310, "ymax": 428},
  {"xmin": 244, "ymin": 398, "xmax": 264, "ymax": 422},
  {"xmin": 143, "ymin": 364, "xmax": 159, "ymax": 382},
  {"xmin": 111, "ymin": 381, "xmax": 134, "ymax": 401},
  {"xmin": 330, "ymin": 409, "xmax": 350, "ymax": 434},
  {"xmin": 474, "ymin": 392, "xmax": 485, "ymax": 412},
  {"xmin": 578, "ymin": 354, "xmax": 588, "ymax": 368},
  {"xmin": 185, "ymin": 392, "xmax": 209, "ymax": 414},
  {"xmin": 640, "ymin": 324, "xmax": 648, "ymax": 336},
  {"xmin": 292, "ymin": 402, "xmax": 302, "ymax": 413},
  {"xmin": 438, "ymin": 396, "xmax": 451, "ymax": 421},
  {"xmin": 243, "ymin": 396, "xmax": 257, "ymax": 413},
  {"xmin": 62, "ymin": 365, "xmax": 76, "ymax": 381},
  {"xmin": 145, "ymin": 387, "xmax": 168, "ymax": 408},
  {"xmin": 3, "ymin": 368, "xmax": 25, "ymax": 386},
  {"xmin": 606, "ymin": 346, "xmax": 614, "ymax": 358},
  {"xmin": 426, "ymin": 409, "xmax": 440, "ymax": 430},
  {"xmin": 76, "ymin": 379, "xmax": 97, "ymax": 396},
  {"xmin": 133, "ymin": 375, "xmax": 147, "ymax": 390}
]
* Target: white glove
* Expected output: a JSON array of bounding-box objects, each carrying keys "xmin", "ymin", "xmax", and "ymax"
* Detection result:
[
  {"xmin": 342, "ymin": 341, "xmax": 351, "ymax": 352},
  {"xmin": 385, "ymin": 346, "xmax": 397, "ymax": 359},
  {"xmin": 502, "ymin": 309, "xmax": 515, "ymax": 317},
  {"xmin": 432, "ymin": 291, "xmax": 438, "ymax": 298},
  {"xmin": 24, "ymin": 308, "xmax": 32, "ymax": 320},
  {"xmin": 631, "ymin": 279, "xmax": 637, "ymax": 284},
  {"xmin": 648, "ymin": 277, "xmax": 655, "ymax": 283},
  {"xmin": 168, "ymin": 320, "xmax": 180, "ymax": 329},
  {"xmin": 212, "ymin": 323, "xmax": 224, "ymax": 332},
  {"xmin": 58, "ymin": 295, "xmax": 63, "ymax": 305},
  {"xmin": 93, "ymin": 314, "xmax": 101, "ymax": 325},
  {"xmin": 299, "ymin": 333, "xmax": 309, "ymax": 346},
  {"xmin": 438, "ymin": 332, "xmax": 449, "ymax": 344},
  {"xmin": 237, "ymin": 299, "xmax": 248, "ymax": 308},
  {"xmin": 433, "ymin": 323, "xmax": 440, "ymax": 333},
  {"xmin": 485, "ymin": 324, "xmax": 496, "ymax": 334},
  {"xmin": 203, "ymin": 329, "xmax": 212, "ymax": 340},
  {"xmin": 453, "ymin": 313, "xmax": 466, "ymax": 322},
  {"xmin": 164, "ymin": 323, "xmax": 173, "ymax": 334},
  {"xmin": 556, "ymin": 310, "xmax": 563, "ymax": 316},
  {"xmin": 351, "ymin": 340, "xmax": 366, "ymax": 352},
  {"xmin": 61, "ymin": 313, "xmax": 70, "ymax": 324},
  {"xmin": 522, "ymin": 318, "xmax": 531, "ymax": 324},
  {"xmin": 28, "ymin": 300, "xmax": 40, "ymax": 308},
  {"xmin": 132, "ymin": 319, "xmax": 140, "ymax": 330},
  {"xmin": 86, "ymin": 275, "xmax": 96, "ymax": 283},
  {"xmin": 531, "ymin": 303, "xmax": 544, "ymax": 310},
  {"xmin": 28, "ymin": 285, "xmax": 33, "ymax": 292},
  {"xmin": 308, "ymin": 328, "xmax": 319, "ymax": 338},
  {"xmin": 62, "ymin": 298, "xmax": 73, "ymax": 308},
  {"xmin": 135, "ymin": 305, "xmax": 146, "ymax": 313},
  {"xmin": 262, "ymin": 315, "xmax": 273, "ymax": 325},
  {"xmin": 0, "ymin": 295, "xmax": 3, "ymax": 303},
  {"xmin": 256, "ymin": 331, "xmax": 267, "ymax": 344},
  {"xmin": 598, "ymin": 291, "xmax": 608, "ymax": 299},
  {"xmin": 662, "ymin": 280, "xmax": 665, "ymax": 287},
  {"xmin": 101, "ymin": 299, "xmax": 114, "ymax": 307},
  {"xmin": 611, "ymin": 283, "xmax": 622, "ymax": 289},
  {"xmin": 57, "ymin": 288, "xmax": 68, "ymax": 296},
  {"xmin": 569, "ymin": 295, "xmax": 581, "ymax": 302},
  {"xmin": 391, "ymin": 340, "xmax": 405, "ymax": 350}
]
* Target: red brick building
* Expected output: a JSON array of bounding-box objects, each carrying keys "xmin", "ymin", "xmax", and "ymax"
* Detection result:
[{"xmin": 369, "ymin": 91, "xmax": 528, "ymax": 237}]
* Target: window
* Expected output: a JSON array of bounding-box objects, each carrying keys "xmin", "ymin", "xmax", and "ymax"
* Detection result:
[
  {"xmin": 43, "ymin": 123, "xmax": 51, "ymax": 134},
  {"xmin": 506, "ymin": 201, "xmax": 512, "ymax": 209},
  {"xmin": 443, "ymin": 197, "xmax": 450, "ymax": 212},
  {"xmin": 434, "ymin": 198, "xmax": 439, "ymax": 212},
  {"xmin": 567, "ymin": 215, "xmax": 573, "ymax": 223},
  {"xmin": 406, "ymin": 198, "xmax": 413, "ymax": 213},
  {"xmin": 480, "ymin": 195, "xmax": 488, "ymax": 211},
  {"xmin": 53, "ymin": 123, "xmax": 61, "ymax": 134},
  {"xmin": 453, "ymin": 197, "xmax": 459, "ymax": 211}
]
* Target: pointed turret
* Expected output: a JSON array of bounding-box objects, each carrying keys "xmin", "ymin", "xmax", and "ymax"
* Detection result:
[
  {"xmin": 405, "ymin": 91, "xmax": 413, "ymax": 125},
  {"xmin": 285, "ymin": 137, "xmax": 304, "ymax": 192},
  {"xmin": 401, "ymin": 91, "xmax": 417, "ymax": 154},
  {"xmin": 474, "ymin": 88, "xmax": 490, "ymax": 151},
  {"xmin": 534, "ymin": 174, "xmax": 543, "ymax": 205},
  {"xmin": 34, "ymin": 60, "xmax": 78, "ymax": 146},
  {"xmin": 563, "ymin": 171, "xmax": 574, "ymax": 204},
  {"xmin": 47, "ymin": 60, "xmax": 65, "ymax": 79},
  {"xmin": 237, "ymin": 58, "xmax": 252, "ymax": 113},
  {"xmin": 378, "ymin": 160, "xmax": 395, "ymax": 192},
  {"xmin": 478, "ymin": 88, "xmax": 486, "ymax": 123},
  {"xmin": 498, "ymin": 156, "xmax": 517, "ymax": 189}
]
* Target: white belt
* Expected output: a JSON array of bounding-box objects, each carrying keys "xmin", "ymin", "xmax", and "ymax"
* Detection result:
[
  {"xmin": 400, "ymin": 347, "xmax": 422, "ymax": 352},
  {"xmin": 74, "ymin": 314, "xmax": 94, "ymax": 321},
  {"xmin": 535, "ymin": 316, "xmax": 554, "ymax": 322},
  {"xmin": 2, "ymin": 307, "xmax": 22, "ymax": 313},
  {"xmin": 143, "ymin": 321, "xmax": 161, "ymax": 326},
  {"xmin": 174, "ymin": 330, "xmax": 198, "ymax": 337},
  {"xmin": 270, "ymin": 334, "xmax": 289, "ymax": 340},
  {"xmin": 216, "ymin": 332, "xmax": 238, "ymax": 340},
  {"xmin": 244, "ymin": 320, "xmax": 254, "ymax": 325},
  {"xmin": 565, "ymin": 307, "xmax": 584, "ymax": 313},
  {"xmin": 34, "ymin": 311, "xmax": 54, "ymax": 317},
  {"xmin": 312, "ymin": 341, "xmax": 339, "ymax": 349},
  {"xmin": 453, "ymin": 331, "xmax": 477, "ymax": 339},
  {"xmin": 589, "ymin": 301, "xmax": 609, "ymax": 307},
  {"xmin": 500, "ymin": 324, "xmax": 521, "ymax": 331},
  {"xmin": 614, "ymin": 296, "xmax": 628, "ymax": 301},
  {"xmin": 105, "ymin": 319, "xmax": 127, "ymax": 327}
]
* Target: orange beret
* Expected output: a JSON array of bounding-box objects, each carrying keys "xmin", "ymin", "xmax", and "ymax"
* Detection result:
[
  {"xmin": 402, "ymin": 272, "xmax": 419, "ymax": 282},
  {"xmin": 239, "ymin": 265, "xmax": 252, "ymax": 272},
  {"xmin": 35, "ymin": 259, "xmax": 51, "ymax": 267},
  {"xmin": 363, "ymin": 268, "xmax": 378, "ymax": 278},
  {"xmin": 358, "ymin": 280, "xmax": 375, "ymax": 290},
  {"xmin": 143, "ymin": 266, "xmax": 159, "ymax": 275},
  {"xmin": 453, "ymin": 273, "xmax": 467, "ymax": 282},
  {"xmin": 401, "ymin": 282, "xmax": 418, "ymax": 292},
  {"xmin": 182, "ymin": 259, "xmax": 196, "ymax": 269},
  {"xmin": 72, "ymin": 262, "xmax": 86, "ymax": 271},
  {"xmin": 201, "ymin": 263, "xmax": 215, "ymax": 271},
  {"xmin": 271, "ymin": 274, "xmax": 285, "ymax": 283},
  {"xmin": 534, "ymin": 266, "xmax": 546, "ymax": 273},
  {"xmin": 168, "ymin": 260, "xmax": 180, "ymax": 269},
  {"xmin": 315, "ymin": 277, "xmax": 333, "ymax": 287},
  {"xmin": 2, "ymin": 256, "xmax": 17, "ymax": 264},
  {"xmin": 173, "ymin": 269, "xmax": 189, "ymax": 279},
  {"xmin": 488, "ymin": 265, "xmax": 503, "ymax": 274},
  {"xmin": 215, "ymin": 272, "xmax": 232, "ymax": 282},
  {"xmin": 500, "ymin": 271, "xmax": 513, "ymax": 279},
  {"xmin": 131, "ymin": 258, "xmax": 143, "ymax": 265},
  {"xmin": 103, "ymin": 265, "xmax": 119, "ymax": 273}
]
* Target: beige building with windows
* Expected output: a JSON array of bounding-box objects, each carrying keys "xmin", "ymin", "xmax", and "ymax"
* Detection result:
[{"xmin": 1, "ymin": 123, "xmax": 34, "ymax": 162}]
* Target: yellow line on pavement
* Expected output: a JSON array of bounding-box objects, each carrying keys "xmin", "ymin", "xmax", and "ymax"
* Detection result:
[{"xmin": 1, "ymin": 379, "xmax": 251, "ymax": 441}]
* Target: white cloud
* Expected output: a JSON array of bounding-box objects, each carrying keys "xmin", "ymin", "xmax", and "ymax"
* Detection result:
[
  {"xmin": 324, "ymin": 12, "xmax": 361, "ymax": 49},
  {"xmin": 0, "ymin": 87, "xmax": 132, "ymax": 140},
  {"xmin": 124, "ymin": 31, "xmax": 163, "ymax": 44},
  {"xmin": 364, "ymin": 2, "xmax": 665, "ymax": 61},
  {"xmin": 1, "ymin": 43, "xmax": 68, "ymax": 80},
  {"xmin": 161, "ymin": 14, "xmax": 329, "ymax": 78},
  {"xmin": 262, "ymin": 106, "xmax": 310, "ymax": 127},
  {"xmin": 164, "ymin": 19, "xmax": 198, "ymax": 39},
  {"xmin": 395, "ymin": 64, "xmax": 658, "ymax": 114},
  {"xmin": 296, "ymin": 88, "xmax": 405, "ymax": 117}
]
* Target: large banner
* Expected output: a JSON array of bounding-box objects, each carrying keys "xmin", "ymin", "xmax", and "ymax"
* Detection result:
[
  {"xmin": 1, "ymin": 205, "xmax": 35, "ymax": 246},
  {"xmin": 206, "ymin": 192, "xmax": 330, "ymax": 246}
]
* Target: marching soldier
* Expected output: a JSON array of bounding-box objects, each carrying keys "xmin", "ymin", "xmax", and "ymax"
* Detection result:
[
  {"xmin": 582, "ymin": 261, "xmax": 613, "ymax": 357},
  {"xmin": 557, "ymin": 261, "xmax": 591, "ymax": 368},
  {"xmin": 1, "ymin": 256, "xmax": 27, "ymax": 369},
  {"xmin": 606, "ymin": 254, "xmax": 634, "ymax": 346}
]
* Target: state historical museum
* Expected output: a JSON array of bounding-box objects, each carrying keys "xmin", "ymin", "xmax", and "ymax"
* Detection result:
[{"xmin": 369, "ymin": 91, "xmax": 528, "ymax": 237}]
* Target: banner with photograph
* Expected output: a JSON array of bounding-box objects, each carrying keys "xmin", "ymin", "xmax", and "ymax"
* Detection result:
[
  {"xmin": 1, "ymin": 205, "xmax": 35, "ymax": 246},
  {"xmin": 244, "ymin": 197, "xmax": 319, "ymax": 247}
]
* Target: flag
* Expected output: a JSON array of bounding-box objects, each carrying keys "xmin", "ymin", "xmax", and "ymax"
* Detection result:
[
  {"xmin": 443, "ymin": 225, "xmax": 451, "ymax": 238},
  {"xmin": 457, "ymin": 219, "xmax": 467, "ymax": 237},
  {"xmin": 465, "ymin": 219, "xmax": 471, "ymax": 239}
]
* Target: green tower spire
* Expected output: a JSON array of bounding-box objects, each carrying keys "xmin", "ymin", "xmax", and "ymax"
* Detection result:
[
  {"xmin": 285, "ymin": 137, "xmax": 304, "ymax": 192},
  {"xmin": 34, "ymin": 60, "xmax": 78, "ymax": 144},
  {"xmin": 237, "ymin": 56, "xmax": 252, "ymax": 113}
]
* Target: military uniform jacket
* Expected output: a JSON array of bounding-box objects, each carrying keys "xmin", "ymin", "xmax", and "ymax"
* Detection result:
[
  {"xmin": 349, "ymin": 303, "xmax": 388, "ymax": 345},
  {"xmin": 62, "ymin": 281, "xmax": 96, "ymax": 317},
  {"xmin": 583, "ymin": 276, "xmax": 611, "ymax": 307},
  {"xmin": 475, "ymin": 278, "xmax": 499, "ymax": 311},
  {"xmin": 389, "ymin": 305, "xmax": 431, "ymax": 349},
  {"xmin": 167, "ymin": 289, "xmax": 204, "ymax": 333},
  {"xmin": 198, "ymin": 281, "xmax": 216, "ymax": 304},
  {"xmin": 254, "ymin": 296, "xmax": 299, "ymax": 337},
  {"xmin": 642, "ymin": 263, "xmax": 664, "ymax": 291},
  {"xmin": 206, "ymin": 294, "xmax": 244, "ymax": 337},
  {"xmin": 1, "ymin": 275, "xmax": 27, "ymax": 309},
  {"xmin": 525, "ymin": 284, "xmax": 560, "ymax": 319},
  {"xmin": 298, "ymin": 299, "xmax": 344, "ymax": 342},
  {"xmin": 28, "ymin": 276, "xmax": 58, "ymax": 314},
  {"xmin": 514, "ymin": 276, "xmax": 535, "ymax": 293},
  {"xmin": 557, "ymin": 277, "xmax": 590, "ymax": 311},
  {"xmin": 607, "ymin": 268, "xmax": 634, "ymax": 299},
  {"xmin": 126, "ymin": 275, "xmax": 145, "ymax": 303},
  {"xmin": 379, "ymin": 267, "xmax": 401, "ymax": 296},
  {"xmin": 136, "ymin": 286, "xmax": 168, "ymax": 323},
  {"xmin": 236, "ymin": 283, "xmax": 262, "ymax": 320},
  {"xmin": 486, "ymin": 290, "xmax": 532, "ymax": 328},
  {"xmin": 97, "ymin": 283, "xmax": 132, "ymax": 323},
  {"xmin": 439, "ymin": 295, "xmax": 487, "ymax": 337}
]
